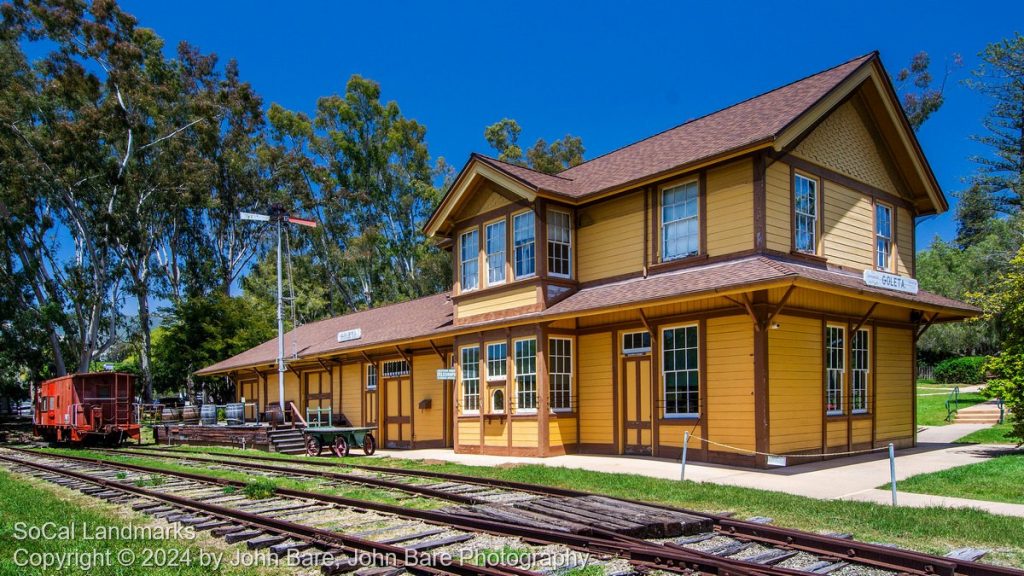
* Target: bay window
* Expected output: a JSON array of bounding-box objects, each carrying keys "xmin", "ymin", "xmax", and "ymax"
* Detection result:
[
  {"xmin": 513, "ymin": 212, "xmax": 535, "ymax": 278},
  {"xmin": 460, "ymin": 346, "xmax": 480, "ymax": 414},
  {"xmin": 485, "ymin": 220, "xmax": 506, "ymax": 285},
  {"xmin": 460, "ymin": 229, "xmax": 479, "ymax": 291},
  {"xmin": 549, "ymin": 338, "xmax": 572, "ymax": 412},
  {"xmin": 547, "ymin": 210, "xmax": 572, "ymax": 277},
  {"xmin": 514, "ymin": 339, "xmax": 537, "ymax": 412}
]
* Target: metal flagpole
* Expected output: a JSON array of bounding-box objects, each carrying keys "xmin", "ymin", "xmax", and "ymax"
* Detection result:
[{"xmin": 276, "ymin": 214, "xmax": 286, "ymax": 422}]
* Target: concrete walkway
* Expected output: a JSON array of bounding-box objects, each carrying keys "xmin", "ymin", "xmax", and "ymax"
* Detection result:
[{"xmin": 372, "ymin": 427, "xmax": 1023, "ymax": 517}]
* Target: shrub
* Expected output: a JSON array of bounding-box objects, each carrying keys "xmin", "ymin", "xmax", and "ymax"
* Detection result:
[
  {"xmin": 934, "ymin": 356, "xmax": 987, "ymax": 385},
  {"xmin": 982, "ymin": 354, "xmax": 1024, "ymax": 445},
  {"xmin": 243, "ymin": 477, "xmax": 276, "ymax": 500}
]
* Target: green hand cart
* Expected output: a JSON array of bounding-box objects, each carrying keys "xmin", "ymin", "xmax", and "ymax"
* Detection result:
[{"xmin": 300, "ymin": 407, "xmax": 376, "ymax": 457}]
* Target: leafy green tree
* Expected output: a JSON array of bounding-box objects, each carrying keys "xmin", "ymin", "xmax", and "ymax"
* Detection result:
[
  {"xmin": 965, "ymin": 33, "xmax": 1024, "ymax": 210},
  {"xmin": 893, "ymin": 51, "xmax": 961, "ymax": 131},
  {"xmin": 484, "ymin": 118, "xmax": 585, "ymax": 174},
  {"xmin": 955, "ymin": 184, "xmax": 999, "ymax": 248}
]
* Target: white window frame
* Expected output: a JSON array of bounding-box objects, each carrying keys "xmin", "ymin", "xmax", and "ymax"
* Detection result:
[
  {"xmin": 548, "ymin": 337, "xmax": 573, "ymax": 413},
  {"xmin": 486, "ymin": 342, "xmax": 507, "ymax": 382},
  {"xmin": 661, "ymin": 324, "xmax": 700, "ymax": 418},
  {"xmin": 491, "ymin": 388, "xmax": 505, "ymax": 414},
  {"xmin": 547, "ymin": 209, "xmax": 572, "ymax": 278},
  {"xmin": 875, "ymin": 203, "xmax": 893, "ymax": 272},
  {"xmin": 513, "ymin": 338, "xmax": 537, "ymax": 413},
  {"xmin": 459, "ymin": 229, "xmax": 479, "ymax": 292},
  {"xmin": 366, "ymin": 364, "xmax": 378, "ymax": 391},
  {"xmin": 851, "ymin": 328, "xmax": 869, "ymax": 414},
  {"xmin": 513, "ymin": 211, "xmax": 536, "ymax": 279},
  {"xmin": 826, "ymin": 325, "xmax": 845, "ymax": 416},
  {"xmin": 660, "ymin": 179, "xmax": 700, "ymax": 261},
  {"xmin": 485, "ymin": 219, "xmax": 507, "ymax": 286},
  {"xmin": 460, "ymin": 346, "xmax": 480, "ymax": 415},
  {"xmin": 622, "ymin": 331, "xmax": 652, "ymax": 356},
  {"xmin": 794, "ymin": 173, "xmax": 819, "ymax": 254},
  {"xmin": 382, "ymin": 359, "xmax": 410, "ymax": 378}
]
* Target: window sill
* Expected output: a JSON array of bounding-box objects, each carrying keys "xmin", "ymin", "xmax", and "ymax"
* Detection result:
[
  {"xmin": 789, "ymin": 250, "xmax": 828, "ymax": 264},
  {"xmin": 662, "ymin": 414, "xmax": 700, "ymax": 421}
]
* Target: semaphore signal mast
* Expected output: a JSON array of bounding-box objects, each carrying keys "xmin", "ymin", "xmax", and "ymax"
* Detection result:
[{"xmin": 240, "ymin": 204, "xmax": 317, "ymax": 422}]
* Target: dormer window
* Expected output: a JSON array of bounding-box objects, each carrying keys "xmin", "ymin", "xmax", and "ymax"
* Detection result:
[
  {"xmin": 460, "ymin": 229, "xmax": 479, "ymax": 291},
  {"xmin": 513, "ymin": 211, "xmax": 536, "ymax": 279},
  {"xmin": 661, "ymin": 180, "xmax": 699, "ymax": 261},
  {"xmin": 547, "ymin": 210, "xmax": 572, "ymax": 278}
]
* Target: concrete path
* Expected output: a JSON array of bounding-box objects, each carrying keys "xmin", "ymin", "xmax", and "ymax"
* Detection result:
[
  {"xmin": 373, "ymin": 433, "xmax": 1022, "ymax": 517},
  {"xmin": 917, "ymin": 423, "xmax": 990, "ymax": 443}
]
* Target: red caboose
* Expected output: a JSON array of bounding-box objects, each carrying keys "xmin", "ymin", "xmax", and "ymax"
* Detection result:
[{"xmin": 34, "ymin": 372, "xmax": 140, "ymax": 445}]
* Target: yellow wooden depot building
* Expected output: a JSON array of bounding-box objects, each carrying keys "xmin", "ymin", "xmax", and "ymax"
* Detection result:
[{"xmin": 198, "ymin": 52, "xmax": 977, "ymax": 467}]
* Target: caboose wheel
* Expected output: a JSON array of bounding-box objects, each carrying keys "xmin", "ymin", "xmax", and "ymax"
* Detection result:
[
  {"xmin": 362, "ymin": 433, "xmax": 376, "ymax": 456},
  {"xmin": 305, "ymin": 436, "xmax": 322, "ymax": 457},
  {"xmin": 332, "ymin": 436, "xmax": 349, "ymax": 458}
]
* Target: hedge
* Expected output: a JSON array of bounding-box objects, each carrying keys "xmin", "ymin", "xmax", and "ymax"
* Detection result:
[{"xmin": 933, "ymin": 356, "xmax": 987, "ymax": 385}]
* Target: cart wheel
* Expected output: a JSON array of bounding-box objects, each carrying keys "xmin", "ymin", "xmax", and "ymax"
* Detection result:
[
  {"xmin": 333, "ymin": 436, "xmax": 350, "ymax": 458},
  {"xmin": 305, "ymin": 436, "xmax": 322, "ymax": 457},
  {"xmin": 362, "ymin": 433, "xmax": 376, "ymax": 456}
]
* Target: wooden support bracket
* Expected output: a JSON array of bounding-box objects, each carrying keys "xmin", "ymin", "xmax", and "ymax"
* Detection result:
[
  {"xmin": 917, "ymin": 312, "xmax": 939, "ymax": 339},
  {"xmin": 766, "ymin": 284, "xmax": 796, "ymax": 327},
  {"xmin": 428, "ymin": 340, "xmax": 446, "ymax": 364},
  {"xmin": 850, "ymin": 302, "xmax": 878, "ymax": 334}
]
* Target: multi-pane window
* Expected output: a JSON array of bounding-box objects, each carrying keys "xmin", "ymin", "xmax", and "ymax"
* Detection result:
[
  {"xmin": 875, "ymin": 204, "xmax": 893, "ymax": 271},
  {"xmin": 794, "ymin": 174, "xmax": 818, "ymax": 253},
  {"xmin": 486, "ymin": 342, "xmax": 507, "ymax": 381},
  {"xmin": 661, "ymin": 181, "xmax": 699, "ymax": 260},
  {"xmin": 662, "ymin": 326, "xmax": 699, "ymax": 417},
  {"xmin": 382, "ymin": 359, "xmax": 410, "ymax": 378},
  {"xmin": 366, "ymin": 364, "xmax": 378, "ymax": 391},
  {"xmin": 513, "ymin": 212, "xmax": 535, "ymax": 278},
  {"xmin": 826, "ymin": 326, "xmax": 845, "ymax": 415},
  {"xmin": 460, "ymin": 346, "xmax": 480, "ymax": 414},
  {"xmin": 547, "ymin": 210, "xmax": 572, "ymax": 277},
  {"xmin": 485, "ymin": 220, "xmax": 506, "ymax": 285},
  {"xmin": 851, "ymin": 329, "xmax": 869, "ymax": 414},
  {"xmin": 514, "ymin": 339, "xmax": 537, "ymax": 411},
  {"xmin": 460, "ymin": 229, "xmax": 479, "ymax": 291},
  {"xmin": 549, "ymin": 338, "xmax": 572, "ymax": 412},
  {"xmin": 622, "ymin": 332, "xmax": 652, "ymax": 356}
]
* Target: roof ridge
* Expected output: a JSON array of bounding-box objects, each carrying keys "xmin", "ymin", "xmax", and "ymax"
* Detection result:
[
  {"xmin": 473, "ymin": 153, "xmax": 576, "ymax": 182},
  {"xmin": 556, "ymin": 51, "xmax": 877, "ymax": 176}
]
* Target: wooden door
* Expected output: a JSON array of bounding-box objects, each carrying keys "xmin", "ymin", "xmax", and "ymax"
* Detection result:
[
  {"xmin": 384, "ymin": 378, "xmax": 412, "ymax": 448},
  {"xmin": 239, "ymin": 379, "xmax": 259, "ymax": 408},
  {"xmin": 365, "ymin": 389, "xmax": 378, "ymax": 427},
  {"xmin": 623, "ymin": 357, "xmax": 653, "ymax": 455},
  {"xmin": 304, "ymin": 372, "xmax": 332, "ymax": 424}
]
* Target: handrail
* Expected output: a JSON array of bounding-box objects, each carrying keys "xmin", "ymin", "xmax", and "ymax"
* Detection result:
[
  {"xmin": 997, "ymin": 397, "xmax": 1005, "ymax": 424},
  {"xmin": 944, "ymin": 386, "xmax": 961, "ymax": 422},
  {"xmin": 288, "ymin": 401, "xmax": 307, "ymax": 429},
  {"xmin": 306, "ymin": 406, "xmax": 332, "ymax": 427}
]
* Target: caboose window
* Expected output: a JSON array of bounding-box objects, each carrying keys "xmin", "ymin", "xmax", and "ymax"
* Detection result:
[{"xmin": 97, "ymin": 384, "xmax": 111, "ymax": 398}]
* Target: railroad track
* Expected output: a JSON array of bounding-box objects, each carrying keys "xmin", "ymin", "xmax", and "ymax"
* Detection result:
[{"xmin": 6, "ymin": 446, "xmax": 1024, "ymax": 576}]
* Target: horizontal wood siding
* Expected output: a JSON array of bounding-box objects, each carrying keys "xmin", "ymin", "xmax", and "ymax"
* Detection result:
[
  {"xmin": 896, "ymin": 206, "xmax": 913, "ymax": 276},
  {"xmin": 853, "ymin": 417, "xmax": 872, "ymax": 445},
  {"xmin": 766, "ymin": 161, "xmax": 791, "ymax": 252},
  {"xmin": 456, "ymin": 285, "xmax": 537, "ymax": 319},
  {"xmin": 511, "ymin": 418, "xmax": 538, "ymax": 448},
  {"xmin": 458, "ymin": 419, "xmax": 479, "ymax": 447},
  {"xmin": 875, "ymin": 327, "xmax": 914, "ymax": 442},
  {"xmin": 578, "ymin": 332, "xmax": 615, "ymax": 445},
  {"xmin": 706, "ymin": 316, "xmax": 756, "ymax": 453},
  {"xmin": 826, "ymin": 419, "xmax": 846, "ymax": 448},
  {"xmin": 577, "ymin": 191, "xmax": 645, "ymax": 282},
  {"xmin": 412, "ymin": 354, "xmax": 444, "ymax": 442},
  {"xmin": 823, "ymin": 180, "xmax": 874, "ymax": 270},
  {"xmin": 768, "ymin": 315, "xmax": 823, "ymax": 454},
  {"xmin": 483, "ymin": 419, "xmax": 507, "ymax": 447},
  {"xmin": 706, "ymin": 159, "xmax": 754, "ymax": 256},
  {"xmin": 550, "ymin": 418, "xmax": 577, "ymax": 447}
]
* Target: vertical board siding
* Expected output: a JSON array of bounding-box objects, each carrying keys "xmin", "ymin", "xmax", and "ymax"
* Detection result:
[
  {"xmin": 341, "ymin": 363, "xmax": 362, "ymax": 426},
  {"xmin": 765, "ymin": 161, "xmax": 792, "ymax": 252},
  {"xmin": 875, "ymin": 326, "xmax": 914, "ymax": 441},
  {"xmin": 706, "ymin": 159, "xmax": 755, "ymax": 255},
  {"xmin": 577, "ymin": 191, "xmax": 644, "ymax": 282},
  {"xmin": 768, "ymin": 315, "xmax": 823, "ymax": 454},
  {"xmin": 706, "ymin": 316, "xmax": 756, "ymax": 453},
  {"xmin": 412, "ymin": 354, "xmax": 444, "ymax": 442},
  {"xmin": 822, "ymin": 180, "xmax": 874, "ymax": 269},
  {"xmin": 577, "ymin": 332, "xmax": 615, "ymax": 445}
]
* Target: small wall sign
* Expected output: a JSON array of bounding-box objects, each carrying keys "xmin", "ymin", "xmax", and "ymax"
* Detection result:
[
  {"xmin": 436, "ymin": 368, "xmax": 456, "ymax": 380},
  {"xmin": 766, "ymin": 455, "xmax": 788, "ymax": 467},
  {"xmin": 863, "ymin": 270, "xmax": 919, "ymax": 294},
  {"xmin": 336, "ymin": 328, "xmax": 362, "ymax": 343}
]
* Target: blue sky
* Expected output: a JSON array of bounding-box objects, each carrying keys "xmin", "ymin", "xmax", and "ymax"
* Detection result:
[{"xmin": 121, "ymin": 0, "xmax": 1019, "ymax": 248}]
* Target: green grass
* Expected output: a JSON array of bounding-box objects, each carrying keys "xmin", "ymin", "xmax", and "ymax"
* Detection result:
[
  {"xmin": 896, "ymin": 452, "xmax": 1024, "ymax": 505},
  {"xmin": 0, "ymin": 468, "xmax": 285, "ymax": 576},
  {"xmin": 916, "ymin": 383, "xmax": 987, "ymax": 426},
  {"xmin": 957, "ymin": 421, "xmax": 1022, "ymax": 445},
  {"xmin": 242, "ymin": 477, "xmax": 276, "ymax": 500}
]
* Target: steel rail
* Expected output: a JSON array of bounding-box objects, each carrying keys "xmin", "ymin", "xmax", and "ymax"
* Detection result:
[{"xmin": 108, "ymin": 445, "xmax": 1024, "ymax": 576}]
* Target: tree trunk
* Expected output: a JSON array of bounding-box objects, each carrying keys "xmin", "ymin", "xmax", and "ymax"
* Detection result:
[{"xmin": 137, "ymin": 289, "xmax": 155, "ymax": 402}]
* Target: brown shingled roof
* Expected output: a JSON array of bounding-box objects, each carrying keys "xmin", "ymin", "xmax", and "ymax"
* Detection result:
[{"xmin": 198, "ymin": 256, "xmax": 978, "ymax": 376}]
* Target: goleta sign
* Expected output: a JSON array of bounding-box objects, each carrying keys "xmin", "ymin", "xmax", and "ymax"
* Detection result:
[{"xmin": 862, "ymin": 270, "xmax": 918, "ymax": 294}]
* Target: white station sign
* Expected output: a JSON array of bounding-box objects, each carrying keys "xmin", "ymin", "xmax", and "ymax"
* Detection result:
[
  {"xmin": 863, "ymin": 270, "xmax": 919, "ymax": 294},
  {"xmin": 436, "ymin": 368, "xmax": 456, "ymax": 381},
  {"xmin": 337, "ymin": 328, "xmax": 362, "ymax": 343}
]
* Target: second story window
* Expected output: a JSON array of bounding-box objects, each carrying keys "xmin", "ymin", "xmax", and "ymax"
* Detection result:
[
  {"xmin": 661, "ymin": 181, "xmax": 699, "ymax": 261},
  {"xmin": 513, "ymin": 211, "xmax": 535, "ymax": 279},
  {"xmin": 547, "ymin": 210, "xmax": 572, "ymax": 277},
  {"xmin": 875, "ymin": 203, "xmax": 893, "ymax": 271},
  {"xmin": 460, "ymin": 229, "xmax": 479, "ymax": 291},
  {"xmin": 794, "ymin": 173, "xmax": 818, "ymax": 254},
  {"xmin": 485, "ymin": 220, "xmax": 506, "ymax": 286}
]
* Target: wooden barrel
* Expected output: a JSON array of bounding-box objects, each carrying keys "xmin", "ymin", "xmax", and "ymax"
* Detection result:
[
  {"xmin": 200, "ymin": 404, "xmax": 217, "ymax": 425},
  {"xmin": 225, "ymin": 403, "xmax": 244, "ymax": 425},
  {"xmin": 160, "ymin": 407, "xmax": 180, "ymax": 423},
  {"xmin": 181, "ymin": 405, "xmax": 200, "ymax": 424},
  {"xmin": 266, "ymin": 404, "xmax": 284, "ymax": 426}
]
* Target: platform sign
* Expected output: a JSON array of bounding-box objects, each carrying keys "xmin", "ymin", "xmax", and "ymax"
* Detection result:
[
  {"xmin": 766, "ymin": 455, "xmax": 788, "ymax": 467},
  {"xmin": 337, "ymin": 328, "xmax": 362, "ymax": 343},
  {"xmin": 436, "ymin": 368, "xmax": 456, "ymax": 381},
  {"xmin": 863, "ymin": 270, "xmax": 919, "ymax": 294}
]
